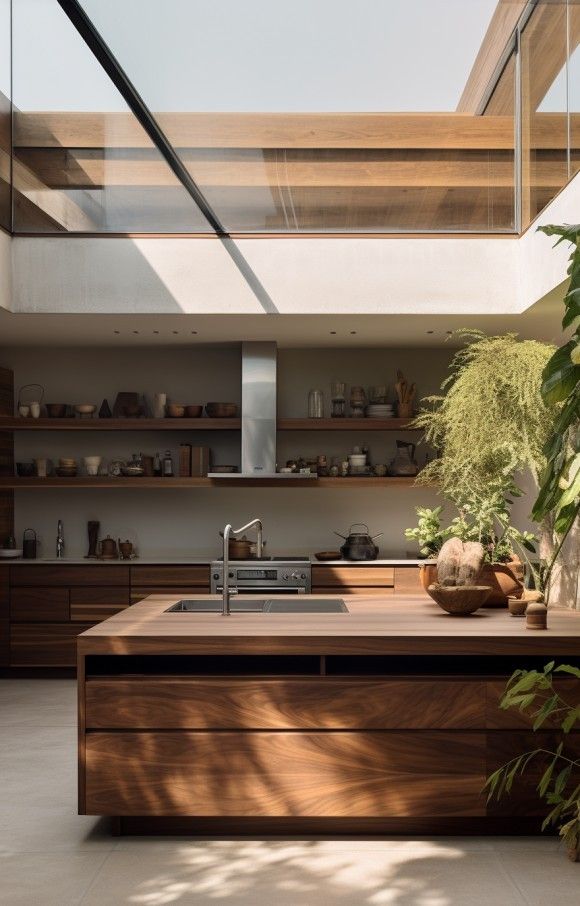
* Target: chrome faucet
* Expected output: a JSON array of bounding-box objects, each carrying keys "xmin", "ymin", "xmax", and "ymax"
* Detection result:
[
  {"xmin": 222, "ymin": 518, "xmax": 263, "ymax": 616},
  {"xmin": 56, "ymin": 520, "xmax": 65, "ymax": 559}
]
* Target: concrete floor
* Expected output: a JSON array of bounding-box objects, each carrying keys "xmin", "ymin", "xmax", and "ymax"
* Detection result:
[{"xmin": 0, "ymin": 678, "xmax": 577, "ymax": 906}]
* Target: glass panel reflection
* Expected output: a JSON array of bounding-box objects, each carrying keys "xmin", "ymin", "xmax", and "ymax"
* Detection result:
[
  {"xmin": 11, "ymin": 0, "xmax": 210, "ymax": 232},
  {"xmin": 0, "ymin": 0, "xmax": 11, "ymax": 232},
  {"xmin": 520, "ymin": 0, "xmax": 569, "ymax": 228},
  {"xmin": 570, "ymin": 0, "xmax": 580, "ymax": 178}
]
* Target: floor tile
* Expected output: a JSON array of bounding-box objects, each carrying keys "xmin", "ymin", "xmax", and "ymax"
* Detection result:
[
  {"xmin": 0, "ymin": 679, "xmax": 77, "ymax": 727},
  {"xmin": 0, "ymin": 852, "xmax": 107, "ymax": 906},
  {"xmin": 498, "ymin": 850, "xmax": 580, "ymax": 905},
  {"xmin": 0, "ymin": 806, "xmax": 115, "ymax": 854},
  {"xmin": 80, "ymin": 845, "xmax": 527, "ymax": 906}
]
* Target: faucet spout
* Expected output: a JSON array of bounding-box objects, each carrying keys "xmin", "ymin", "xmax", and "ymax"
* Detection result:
[{"xmin": 222, "ymin": 518, "xmax": 263, "ymax": 615}]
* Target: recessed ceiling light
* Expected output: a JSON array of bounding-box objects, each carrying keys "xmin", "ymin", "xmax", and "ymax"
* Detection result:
[
  {"xmin": 350, "ymin": 331, "xmax": 357, "ymax": 335},
  {"xmin": 133, "ymin": 330, "xmax": 139, "ymax": 335},
  {"xmin": 172, "ymin": 330, "xmax": 179, "ymax": 335},
  {"xmin": 113, "ymin": 330, "xmax": 120, "ymax": 335},
  {"xmin": 153, "ymin": 330, "xmax": 159, "ymax": 335},
  {"xmin": 191, "ymin": 330, "xmax": 198, "ymax": 335},
  {"xmin": 330, "ymin": 330, "xmax": 337, "ymax": 335},
  {"xmin": 426, "ymin": 330, "xmax": 434, "ymax": 335}
]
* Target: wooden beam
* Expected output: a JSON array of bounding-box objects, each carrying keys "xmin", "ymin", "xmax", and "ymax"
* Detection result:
[
  {"xmin": 12, "ymin": 158, "xmax": 99, "ymax": 232},
  {"xmin": 457, "ymin": 0, "xmax": 526, "ymax": 113}
]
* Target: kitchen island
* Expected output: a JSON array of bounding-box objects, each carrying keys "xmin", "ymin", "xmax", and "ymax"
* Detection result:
[{"xmin": 78, "ymin": 594, "xmax": 580, "ymax": 835}]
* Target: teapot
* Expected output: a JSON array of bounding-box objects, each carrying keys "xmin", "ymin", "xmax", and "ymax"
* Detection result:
[{"xmin": 334, "ymin": 523, "xmax": 383, "ymax": 561}]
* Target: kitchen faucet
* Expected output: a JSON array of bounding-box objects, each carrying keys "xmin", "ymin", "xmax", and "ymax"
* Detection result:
[
  {"xmin": 56, "ymin": 520, "xmax": 65, "ymax": 559},
  {"xmin": 222, "ymin": 518, "xmax": 263, "ymax": 616}
]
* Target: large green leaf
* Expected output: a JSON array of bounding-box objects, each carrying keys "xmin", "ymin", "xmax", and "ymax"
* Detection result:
[{"xmin": 541, "ymin": 341, "xmax": 580, "ymax": 405}]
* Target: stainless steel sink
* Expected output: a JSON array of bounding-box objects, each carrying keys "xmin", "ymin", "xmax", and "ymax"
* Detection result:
[{"xmin": 164, "ymin": 599, "xmax": 348, "ymax": 614}]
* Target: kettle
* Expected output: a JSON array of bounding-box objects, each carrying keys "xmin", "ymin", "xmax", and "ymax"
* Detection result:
[{"xmin": 334, "ymin": 523, "xmax": 383, "ymax": 561}]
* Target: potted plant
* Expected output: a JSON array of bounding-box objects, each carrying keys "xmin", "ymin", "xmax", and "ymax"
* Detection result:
[
  {"xmin": 485, "ymin": 662, "xmax": 580, "ymax": 860},
  {"xmin": 404, "ymin": 505, "xmax": 451, "ymax": 558},
  {"xmin": 412, "ymin": 330, "xmax": 557, "ymax": 603}
]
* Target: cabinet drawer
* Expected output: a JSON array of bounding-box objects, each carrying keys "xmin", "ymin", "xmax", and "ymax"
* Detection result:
[
  {"xmin": 10, "ymin": 587, "xmax": 70, "ymax": 622},
  {"xmin": 10, "ymin": 623, "xmax": 93, "ymax": 666},
  {"xmin": 130, "ymin": 566, "xmax": 210, "ymax": 587},
  {"xmin": 486, "ymin": 679, "xmax": 580, "ymax": 729},
  {"xmin": 314, "ymin": 587, "xmax": 395, "ymax": 597},
  {"xmin": 85, "ymin": 730, "xmax": 486, "ymax": 817},
  {"xmin": 394, "ymin": 566, "xmax": 424, "ymax": 594},
  {"xmin": 70, "ymin": 586, "xmax": 130, "ymax": 622},
  {"xmin": 311, "ymin": 566, "xmax": 395, "ymax": 588},
  {"xmin": 130, "ymin": 586, "xmax": 209, "ymax": 604},
  {"xmin": 11, "ymin": 565, "xmax": 130, "ymax": 587},
  {"xmin": 85, "ymin": 677, "xmax": 486, "ymax": 730}
]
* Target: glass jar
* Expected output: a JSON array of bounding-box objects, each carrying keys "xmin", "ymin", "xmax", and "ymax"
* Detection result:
[
  {"xmin": 308, "ymin": 389, "xmax": 324, "ymax": 419},
  {"xmin": 331, "ymin": 381, "xmax": 346, "ymax": 418}
]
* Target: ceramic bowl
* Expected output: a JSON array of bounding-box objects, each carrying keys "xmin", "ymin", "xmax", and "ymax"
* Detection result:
[
  {"xmin": 427, "ymin": 583, "xmax": 492, "ymax": 615},
  {"xmin": 56, "ymin": 467, "xmax": 77, "ymax": 477},
  {"xmin": 46, "ymin": 404, "xmax": 67, "ymax": 418},
  {"xmin": 166, "ymin": 404, "xmax": 185, "ymax": 418},
  {"xmin": 75, "ymin": 404, "xmax": 96, "ymax": 417},
  {"xmin": 205, "ymin": 403, "xmax": 238, "ymax": 418},
  {"xmin": 0, "ymin": 549, "xmax": 23, "ymax": 559},
  {"xmin": 185, "ymin": 405, "xmax": 203, "ymax": 418},
  {"xmin": 508, "ymin": 589, "xmax": 543, "ymax": 617}
]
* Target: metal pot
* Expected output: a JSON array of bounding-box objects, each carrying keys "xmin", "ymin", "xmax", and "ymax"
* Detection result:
[{"xmin": 334, "ymin": 523, "xmax": 383, "ymax": 561}]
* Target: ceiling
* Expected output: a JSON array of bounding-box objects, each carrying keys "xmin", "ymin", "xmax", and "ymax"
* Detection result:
[{"xmin": 0, "ymin": 283, "xmax": 567, "ymax": 349}]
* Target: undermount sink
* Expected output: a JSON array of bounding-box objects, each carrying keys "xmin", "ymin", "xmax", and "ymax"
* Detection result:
[{"xmin": 165, "ymin": 599, "xmax": 349, "ymax": 614}]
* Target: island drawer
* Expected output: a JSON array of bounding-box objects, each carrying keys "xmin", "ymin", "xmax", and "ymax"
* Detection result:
[
  {"xmin": 84, "ymin": 730, "xmax": 486, "ymax": 817},
  {"xmin": 311, "ymin": 566, "xmax": 395, "ymax": 588},
  {"xmin": 10, "ymin": 565, "xmax": 130, "ymax": 587},
  {"xmin": 10, "ymin": 587, "xmax": 70, "ymax": 622},
  {"xmin": 70, "ymin": 586, "xmax": 131, "ymax": 622},
  {"xmin": 130, "ymin": 566, "xmax": 210, "ymax": 587},
  {"xmin": 11, "ymin": 622, "xmax": 93, "ymax": 666},
  {"xmin": 84, "ymin": 677, "xmax": 486, "ymax": 730}
]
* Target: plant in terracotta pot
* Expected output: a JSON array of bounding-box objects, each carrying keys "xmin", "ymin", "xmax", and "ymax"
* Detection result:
[
  {"xmin": 404, "ymin": 505, "xmax": 451, "ymax": 558},
  {"xmin": 412, "ymin": 331, "xmax": 557, "ymax": 603}
]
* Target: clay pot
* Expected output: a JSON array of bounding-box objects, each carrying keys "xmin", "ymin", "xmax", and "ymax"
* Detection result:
[
  {"xmin": 420, "ymin": 556, "xmax": 524, "ymax": 607},
  {"xmin": 508, "ymin": 589, "xmax": 543, "ymax": 617}
]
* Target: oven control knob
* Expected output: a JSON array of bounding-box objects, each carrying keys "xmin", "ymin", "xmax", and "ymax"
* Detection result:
[
  {"xmin": 290, "ymin": 572, "xmax": 301, "ymax": 580},
  {"xmin": 229, "ymin": 571, "xmax": 234, "ymax": 579},
  {"xmin": 213, "ymin": 573, "xmax": 219, "ymax": 580},
  {"xmin": 301, "ymin": 573, "xmax": 307, "ymax": 580},
  {"xmin": 282, "ymin": 573, "xmax": 289, "ymax": 579}
]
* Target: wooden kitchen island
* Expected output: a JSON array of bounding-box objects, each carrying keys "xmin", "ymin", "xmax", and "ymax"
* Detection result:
[{"xmin": 77, "ymin": 594, "xmax": 580, "ymax": 836}]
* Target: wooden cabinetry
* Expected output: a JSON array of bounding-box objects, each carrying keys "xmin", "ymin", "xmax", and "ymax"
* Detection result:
[
  {"xmin": 312, "ymin": 563, "xmax": 425, "ymax": 596},
  {"xmin": 6, "ymin": 563, "xmax": 210, "ymax": 668}
]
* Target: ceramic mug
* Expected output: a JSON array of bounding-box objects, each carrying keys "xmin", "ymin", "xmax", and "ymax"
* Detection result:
[
  {"xmin": 30, "ymin": 402, "xmax": 41, "ymax": 419},
  {"xmin": 83, "ymin": 456, "xmax": 102, "ymax": 476},
  {"xmin": 153, "ymin": 393, "xmax": 167, "ymax": 419},
  {"xmin": 34, "ymin": 458, "xmax": 48, "ymax": 478},
  {"xmin": 18, "ymin": 405, "xmax": 30, "ymax": 418}
]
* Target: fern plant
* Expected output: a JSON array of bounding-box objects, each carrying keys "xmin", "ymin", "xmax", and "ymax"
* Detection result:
[{"xmin": 485, "ymin": 662, "xmax": 580, "ymax": 858}]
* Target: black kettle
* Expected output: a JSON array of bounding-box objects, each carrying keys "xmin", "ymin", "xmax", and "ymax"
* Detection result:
[{"xmin": 334, "ymin": 523, "xmax": 383, "ymax": 561}]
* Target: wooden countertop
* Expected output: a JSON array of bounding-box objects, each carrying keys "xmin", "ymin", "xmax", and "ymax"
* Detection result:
[{"xmin": 77, "ymin": 594, "xmax": 580, "ymax": 657}]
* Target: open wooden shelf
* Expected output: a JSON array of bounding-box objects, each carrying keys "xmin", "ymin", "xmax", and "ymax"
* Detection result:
[
  {"xmin": 0, "ymin": 476, "xmax": 421, "ymax": 489},
  {"xmin": 0, "ymin": 416, "xmax": 418, "ymax": 432},
  {"xmin": 277, "ymin": 418, "xmax": 418, "ymax": 431},
  {"xmin": 0, "ymin": 417, "xmax": 241, "ymax": 431}
]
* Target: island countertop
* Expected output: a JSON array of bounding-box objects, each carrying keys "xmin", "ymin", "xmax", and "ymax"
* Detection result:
[{"xmin": 78, "ymin": 593, "xmax": 580, "ymax": 657}]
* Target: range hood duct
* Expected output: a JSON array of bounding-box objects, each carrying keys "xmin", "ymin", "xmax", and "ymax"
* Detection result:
[{"xmin": 208, "ymin": 342, "xmax": 316, "ymax": 480}]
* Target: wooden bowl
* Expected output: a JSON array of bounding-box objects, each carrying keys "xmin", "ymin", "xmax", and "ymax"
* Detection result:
[
  {"xmin": 508, "ymin": 589, "xmax": 543, "ymax": 617},
  {"xmin": 46, "ymin": 404, "xmax": 67, "ymax": 418},
  {"xmin": 166, "ymin": 404, "xmax": 185, "ymax": 418},
  {"xmin": 427, "ymin": 583, "xmax": 492, "ymax": 615},
  {"xmin": 185, "ymin": 405, "xmax": 203, "ymax": 418},
  {"xmin": 314, "ymin": 551, "xmax": 341, "ymax": 561},
  {"xmin": 75, "ymin": 404, "xmax": 96, "ymax": 417},
  {"xmin": 205, "ymin": 402, "xmax": 238, "ymax": 418}
]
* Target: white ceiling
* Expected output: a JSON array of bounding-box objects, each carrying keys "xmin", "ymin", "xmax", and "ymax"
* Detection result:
[{"xmin": 0, "ymin": 284, "xmax": 567, "ymax": 349}]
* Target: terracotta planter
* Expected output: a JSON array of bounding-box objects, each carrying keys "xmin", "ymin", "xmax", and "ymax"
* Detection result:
[{"xmin": 420, "ymin": 556, "xmax": 524, "ymax": 607}]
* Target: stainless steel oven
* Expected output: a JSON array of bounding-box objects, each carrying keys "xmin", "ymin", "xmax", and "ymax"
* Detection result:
[{"xmin": 210, "ymin": 558, "xmax": 311, "ymax": 594}]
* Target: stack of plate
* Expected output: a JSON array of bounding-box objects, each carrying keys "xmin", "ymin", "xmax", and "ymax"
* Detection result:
[{"xmin": 366, "ymin": 404, "xmax": 394, "ymax": 419}]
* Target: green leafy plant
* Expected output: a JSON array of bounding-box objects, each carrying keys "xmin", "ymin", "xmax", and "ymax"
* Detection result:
[
  {"xmin": 485, "ymin": 662, "xmax": 580, "ymax": 857},
  {"xmin": 532, "ymin": 225, "xmax": 580, "ymax": 601},
  {"xmin": 412, "ymin": 331, "xmax": 555, "ymax": 567},
  {"xmin": 404, "ymin": 506, "xmax": 452, "ymax": 557}
]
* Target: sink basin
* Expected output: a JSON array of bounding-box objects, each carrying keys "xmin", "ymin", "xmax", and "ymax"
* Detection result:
[{"xmin": 164, "ymin": 598, "xmax": 348, "ymax": 614}]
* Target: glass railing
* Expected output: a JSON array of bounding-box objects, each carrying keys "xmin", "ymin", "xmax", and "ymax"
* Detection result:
[{"xmin": 3, "ymin": 0, "xmax": 579, "ymax": 235}]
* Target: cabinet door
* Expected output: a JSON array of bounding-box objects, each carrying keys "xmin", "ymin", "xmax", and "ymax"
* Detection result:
[
  {"xmin": 10, "ymin": 587, "xmax": 70, "ymax": 622},
  {"xmin": 312, "ymin": 565, "xmax": 395, "ymax": 596},
  {"xmin": 11, "ymin": 623, "xmax": 93, "ymax": 666},
  {"xmin": 70, "ymin": 586, "xmax": 130, "ymax": 622},
  {"xmin": 85, "ymin": 730, "xmax": 486, "ymax": 817},
  {"xmin": 130, "ymin": 566, "xmax": 210, "ymax": 587}
]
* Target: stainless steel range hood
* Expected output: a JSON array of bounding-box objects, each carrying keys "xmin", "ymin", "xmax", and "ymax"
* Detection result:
[{"xmin": 208, "ymin": 342, "xmax": 317, "ymax": 480}]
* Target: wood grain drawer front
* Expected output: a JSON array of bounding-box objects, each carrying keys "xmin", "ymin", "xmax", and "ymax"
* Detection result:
[
  {"xmin": 85, "ymin": 678, "xmax": 486, "ymax": 730},
  {"xmin": 394, "ymin": 566, "xmax": 424, "ymax": 594},
  {"xmin": 10, "ymin": 587, "xmax": 70, "ymax": 622},
  {"xmin": 70, "ymin": 586, "xmax": 131, "ymax": 622},
  {"xmin": 130, "ymin": 566, "xmax": 210, "ymax": 587},
  {"xmin": 84, "ymin": 731, "xmax": 486, "ymax": 817},
  {"xmin": 486, "ymin": 679, "xmax": 580, "ymax": 729},
  {"xmin": 10, "ymin": 623, "xmax": 93, "ymax": 666},
  {"xmin": 10, "ymin": 565, "xmax": 130, "ymax": 587},
  {"xmin": 314, "ymin": 587, "xmax": 395, "ymax": 597},
  {"xmin": 312, "ymin": 566, "xmax": 395, "ymax": 588},
  {"xmin": 130, "ymin": 586, "xmax": 210, "ymax": 604}
]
